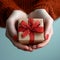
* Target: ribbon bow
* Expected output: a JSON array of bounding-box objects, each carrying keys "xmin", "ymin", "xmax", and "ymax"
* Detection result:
[{"xmin": 18, "ymin": 18, "xmax": 44, "ymax": 44}]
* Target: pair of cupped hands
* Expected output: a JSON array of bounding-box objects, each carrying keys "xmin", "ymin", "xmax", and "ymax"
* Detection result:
[{"xmin": 6, "ymin": 9, "xmax": 54, "ymax": 52}]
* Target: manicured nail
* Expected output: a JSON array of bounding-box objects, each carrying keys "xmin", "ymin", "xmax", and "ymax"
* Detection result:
[
  {"xmin": 45, "ymin": 34, "xmax": 49, "ymax": 40},
  {"xmin": 13, "ymin": 35, "xmax": 18, "ymax": 41}
]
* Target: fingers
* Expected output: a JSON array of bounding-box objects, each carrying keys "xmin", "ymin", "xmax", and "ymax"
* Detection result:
[
  {"xmin": 36, "ymin": 27, "xmax": 53, "ymax": 48},
  {"xmin": 44, "ymin": 21, "xmax": 51, "ymax": 40},
  {"xmin": 32, "ymin": 27, "xmax": 53, "ymax": 49},
  {"xmin": 44, "ymin": 16, "xmax": 53, "ymax": 40},
  {"xmin": 6, "ymin": 18, "xmax": 18, "ymax": 41},
  {"xmin": 6, "ymin": 31, "xmax": 33, "ymax": 52},
  {"xmin": 32, "ymin": 45, "xmax": 37, "ymax": 49},
  {"xmin": 6, "ymin": 19, "xmax": 17, "ymax": 37}
]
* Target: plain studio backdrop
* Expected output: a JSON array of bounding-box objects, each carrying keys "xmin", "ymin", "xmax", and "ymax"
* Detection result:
[{"xmin": 0, "ymin": 18, "xmax": 60, "ymax": 60}]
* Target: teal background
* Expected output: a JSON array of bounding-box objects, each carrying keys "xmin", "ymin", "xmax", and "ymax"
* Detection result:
[{"xmin": 0, "ymin": 18, "xmax": 60, "ymax": 60}]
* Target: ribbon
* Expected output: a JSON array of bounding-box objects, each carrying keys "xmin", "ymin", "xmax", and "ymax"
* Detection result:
[{"xmin": 18, "ymin": 18, "xmax": 44, "ymax": 44}]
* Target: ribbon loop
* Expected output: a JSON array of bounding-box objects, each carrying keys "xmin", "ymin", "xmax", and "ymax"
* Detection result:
[{"xmin": 18, "ymin": 18, "xmax": 44, "ymax": 44}]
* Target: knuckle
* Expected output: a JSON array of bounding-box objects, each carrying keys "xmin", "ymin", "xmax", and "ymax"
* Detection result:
[
  {"xmin": 34, "ymin": 9, "xmax": 40, "ymax": 14},
  {"xmin": 35, "ymin": 9, "xmax": 40, "ymax": 12}
]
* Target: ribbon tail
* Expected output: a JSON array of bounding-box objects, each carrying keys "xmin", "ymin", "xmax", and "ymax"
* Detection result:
[
  {"xmin": 22, "ymin": 30, "xmax": 30, "ymax": 38},
  {"xmin": 20, "ymin": 20, "xmax": 29, "ymax": 28},
  {"xmin": 32, "ymin": 20, "xmax": 40, "ymax": 28},
  {"xmin": 35, "ymin": 27, "xmax": 44, "ymax": 33},
  {"xmin": 18, "ymin": 27, "xmax": 25, "ymax": 32},
  {"xmin": 28, "ymin": 18, "xmax": 34, "ymax": 26},
  {"xmin": 29, "ymin": 32, "xmax": 34, "ymax": 44}
]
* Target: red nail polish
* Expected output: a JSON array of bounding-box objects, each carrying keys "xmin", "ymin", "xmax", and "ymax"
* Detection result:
[
  {"xmin": 45, "ymin": 34, "xmax": 49, "ymax": 40},
  {"xmin": 13, "ymin": 35, "xmax": 18, "ymax": 41}
]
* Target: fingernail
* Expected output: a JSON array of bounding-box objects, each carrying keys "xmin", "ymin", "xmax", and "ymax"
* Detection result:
[
  {"xmin": 25, "ymin": 46, "xmax": 29, "ymax": 50},
  {"xmin": 13, "ymin": 35, "xmax": 18, "ymax": 41},
  {"xmin": 45, "ymin": 34, "xmax": 49, "ymax": 40}
]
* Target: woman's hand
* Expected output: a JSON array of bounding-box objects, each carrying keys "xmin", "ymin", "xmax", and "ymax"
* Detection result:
[
  {"xmin": 28, "ymin": 9, "xmax": 54, "ymax": 49},
  {"xmin": 6, "ymin": 10, "xmax": 33, "ymax": 52}
]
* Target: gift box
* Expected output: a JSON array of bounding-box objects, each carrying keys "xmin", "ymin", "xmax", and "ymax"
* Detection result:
[{"xmin": 18, "ymin": 18, "xmax": 45, "ymax": 44}]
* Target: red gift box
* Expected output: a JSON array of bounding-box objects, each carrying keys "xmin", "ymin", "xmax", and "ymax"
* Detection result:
[{"xmin": 18, "ymin": 18, "xmax": 44, "ymax": 44}]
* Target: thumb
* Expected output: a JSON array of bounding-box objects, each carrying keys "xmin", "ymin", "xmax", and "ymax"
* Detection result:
[
  {"xmin": 45, "ymin": 22, "xmax": 51, "ymax": 40},
  {"xmin": 6, "ymin": 19, "xmax": 17, "ymax": 37}
]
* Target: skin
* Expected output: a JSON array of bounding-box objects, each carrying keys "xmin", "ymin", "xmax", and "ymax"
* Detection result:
[
  {"xmin": 28, "ymin": 9, "xmax": 53, "ymax": 50},
  {"xmin": 6, "ymin": 9, "xmax": 53, "ymax": 52}
]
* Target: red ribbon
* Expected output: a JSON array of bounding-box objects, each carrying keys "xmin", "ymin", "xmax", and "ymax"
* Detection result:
[{"xmin": 18, "ymin": 18, "xmax": 44, "ymax": 44}]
